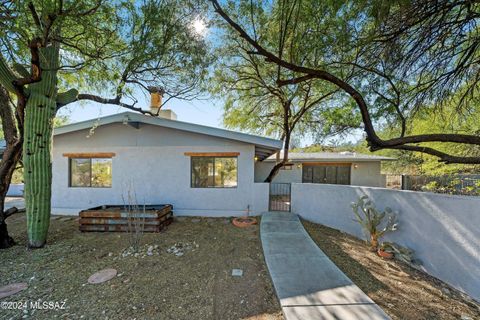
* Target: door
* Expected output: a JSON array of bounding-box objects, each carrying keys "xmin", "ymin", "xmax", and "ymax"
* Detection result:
[
  {"xmin": 269, "ymin": 183, "xmax": 291, "ymax": 212},
  {"xmin": 302, "ymin": 164, "xmax": 351, "ymax": 185}
]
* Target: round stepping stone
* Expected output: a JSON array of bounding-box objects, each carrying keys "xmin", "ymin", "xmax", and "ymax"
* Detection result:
[
  {"xmin": 0, "ymin": 283, "xmax": 28, "ymax": 299},
  {"xmin": 88, "ymin": 268, "xmax": 117, "ymax": 284}
]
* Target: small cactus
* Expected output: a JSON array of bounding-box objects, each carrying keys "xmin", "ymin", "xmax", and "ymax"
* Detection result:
[{"xmin": 351, "ymin": 195, "xmax": 398, "ymax": 251}]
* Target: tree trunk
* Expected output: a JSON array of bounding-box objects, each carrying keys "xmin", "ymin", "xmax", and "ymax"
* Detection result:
[
  {"xmin": 264, "ymin": 103, "xmax": 291, "ymax": 182},
  {"xmin": 24, "ymin": 46, "xmax": 59, "ymax": 248},
  {"xmin": 0, "ymin": 86, "xmax": 23, "ymax": 249}
]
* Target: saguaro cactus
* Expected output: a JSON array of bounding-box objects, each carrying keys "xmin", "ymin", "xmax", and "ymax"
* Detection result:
[{"xmin": 23, "ymin": 45, "xmax": 59, "ymax": 248}]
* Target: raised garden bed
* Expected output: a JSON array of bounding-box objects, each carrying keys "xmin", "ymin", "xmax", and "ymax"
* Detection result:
[{"xmin": 79, "ymin": 204, "xmax": 173, "ymax": 233}]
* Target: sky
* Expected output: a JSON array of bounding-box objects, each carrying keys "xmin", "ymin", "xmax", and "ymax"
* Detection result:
[
  {"xmin": 57, "ymin": 94, "xmax": 226, "ymax": 129},
  {"xmin": 55, "ymin": 15, "xmax": 363, "ymax": 148}
]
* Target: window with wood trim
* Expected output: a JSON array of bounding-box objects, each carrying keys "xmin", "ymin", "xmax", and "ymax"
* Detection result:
[
  {"xmin": 302, "ymin": 164, "xmax": 351, "ymax": 185},
  {"xmin": 69, "ymin": 158, "xmax": 112, "ymax": 188},
  {"xmin": 191, "ymin": 156, "xmax": 237, "ymax": 188}
]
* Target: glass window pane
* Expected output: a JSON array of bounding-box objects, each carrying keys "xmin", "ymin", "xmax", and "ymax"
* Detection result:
[
  {"xmin": 337, "ymin": 166, "xmax": 351, "ymax": 185},
  {"xmin": 313, "ymin": 166, "xmax": 326, "ymax": 183},
  {"xmin": 325, "ymin": 166, "xmax": 337, "ymax": 184},
  {"xmin": 91, "ymin": 158, "xmax": 112, "ymax": 187},
  {"xmin": 191, "ymin": 157, "xmax": 215, "ymax": 187},
  {"xmin": 70, "ymin": 158, "xmax": 91, "ymax": 187},
  {"xmin": 214, "ymin": 157, "xmax": 237, "ymax": 187},
  {"xmin": 302, "ymin": 166, "xmax": 313, "ymax": 183}
]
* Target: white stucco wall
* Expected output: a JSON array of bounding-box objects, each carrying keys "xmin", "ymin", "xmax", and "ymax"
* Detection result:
[
  {"xmin": 52, "ymin": 123, "xmax": 268, "ymax": 217},
  {"xmin": 351, "ymin": 161, "xmax": 384, "ymax": 187},
  {"xmin": 291, "ymin": 183, "xmax": 480, "ymax": 302},
  {"xmin": 255, "ymin": 160, "xmax": 385, "ymax": 187},
  {"xmin": 254, "ymin": 161, "xmax": 303, "ymax": 183}
]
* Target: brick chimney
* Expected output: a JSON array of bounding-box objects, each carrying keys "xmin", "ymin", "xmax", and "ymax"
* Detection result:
[{"xmin": 148, "ymin": 86, "xmax": 177, "ymax": 120}]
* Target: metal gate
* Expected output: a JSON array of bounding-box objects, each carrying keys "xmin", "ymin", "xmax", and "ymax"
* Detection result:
[{"xmin": 269, "ymin": 183, "xmax": 291, "ymax": 212}]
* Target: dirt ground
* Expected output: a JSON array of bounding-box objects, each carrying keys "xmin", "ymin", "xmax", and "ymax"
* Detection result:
[
  {"xmin": 0, "ymin": 214, "xmax": 283, "ymax": 320},
  {"xmin": 302, "ymin": 220, "xmax": 480, "ymax": 320}
]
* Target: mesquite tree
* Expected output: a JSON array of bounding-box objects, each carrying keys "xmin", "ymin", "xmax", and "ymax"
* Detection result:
[
  {"xmin": 0, "ymin": 86, "xmax": 24, "ymax": 248},
  {"xmin": 212, "ymin": 3, "xmax": 358, "ymax": 181},
  {"xmin": 210, "ymin": 0, "xmax": 480, "ymax": 164},
  {"xmin": 0, "ymin": 0, "xmax": 210, "ymax": 248}
]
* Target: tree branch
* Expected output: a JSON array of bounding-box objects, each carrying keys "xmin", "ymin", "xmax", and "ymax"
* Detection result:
[{"xmin": 210, "ymin": 0, "xmax": 480, "ymax": 164}]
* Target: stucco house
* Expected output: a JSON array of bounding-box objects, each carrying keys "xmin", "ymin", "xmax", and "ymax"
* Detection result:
[
  {"xmin": 50, "ymin": 107, "xmax": 392, "ymax": 215},
  {"xmin": 255, "ymin": 151, "xmax": 393, "ymax": 187},
  {"xmin": 51, "ymin": 110, "xmax": 282, "ymax": 216}
]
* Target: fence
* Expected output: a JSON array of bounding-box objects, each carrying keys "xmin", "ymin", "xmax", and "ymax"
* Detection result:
[
  {"xmin": 385, "ymin": 174, "xmax": 480, "ymax": 196},
  {"xmin": 291, "ymin": 183, "xmax": 480, "ymax": 302}
]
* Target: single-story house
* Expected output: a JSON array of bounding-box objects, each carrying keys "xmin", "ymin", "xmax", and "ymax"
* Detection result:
[
  {"xmin": 51, "ymin": 109, "xmax": 281, "ymax": 216},
  {"xmin": 255, "ymin": 151, "xmax": 393, "ymax": 187},
  {"xmin": 2, "ymin": 92, "xmax": 393, "ymax": 215}
]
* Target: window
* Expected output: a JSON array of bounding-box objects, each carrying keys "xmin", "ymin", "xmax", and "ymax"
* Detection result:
[
  {"xmin": 191, "ymin": 156, "xmax": 237, "ymax": 188},
  {"xmin": 69, "ymin": 158, "xmax": 112, "ymax": 188},
  {"xmin": 302, "ymin": 164, "xmax": 351, "ymax": 185}
]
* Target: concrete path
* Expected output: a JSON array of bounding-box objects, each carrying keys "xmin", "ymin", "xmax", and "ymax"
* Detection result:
[{"xmin": 261, "ymin": 212, "xmax": 390, "ymax": 320}]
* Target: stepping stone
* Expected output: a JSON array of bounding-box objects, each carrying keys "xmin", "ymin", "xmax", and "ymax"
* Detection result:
[
  {"xmin": 0, "ymin": 283, "xmax": 28, "ymax": 299},
  {"xmin": 88, "ymin": 268, "xmax": 118, "ymax": 284},
  {"xmin": 232, "ymin": 269, "xmax": 243, "ymax": 277}
]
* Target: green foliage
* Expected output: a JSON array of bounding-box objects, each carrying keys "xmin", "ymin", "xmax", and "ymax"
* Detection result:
[
  {"xmin": 380, "ymin": 242, "xmax": 419, "ymax": 266},
  {"xmin": 211, "ymin": 0, "xmax": 362, "ymax": 142},
  {"xmin": 0, "ymin": 0, "xmax": 212, "ymax": 248},
  {"xmin": 351, "ymin": 195, "xmax": 397, "ymax": 250}
]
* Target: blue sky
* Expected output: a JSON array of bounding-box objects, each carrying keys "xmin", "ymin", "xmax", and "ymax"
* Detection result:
[{"xmin": 58, "ymin": 94, "xmax": 226, "ymax": 129}]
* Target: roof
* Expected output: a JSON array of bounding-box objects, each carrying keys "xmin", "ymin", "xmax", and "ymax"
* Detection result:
[
  {"xmin": 53, "ymin": 112, "xmax": 283, "ymax": 160},
  {"xmin": 264, "ymin": 151, "xmax": 395, "ymax": 162}
]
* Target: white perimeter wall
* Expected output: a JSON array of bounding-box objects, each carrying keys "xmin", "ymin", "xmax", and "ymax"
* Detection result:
[
  {"xmin": 291, "ymin": 183, "xmax": 480, "ymax": 302},
  {"xmin": 255, "ymin": 161, "xmax": 386, "ymax": 187},
  {"xmin": 52, "ymin": 123, "xmax": 269, "ymax": 217}
]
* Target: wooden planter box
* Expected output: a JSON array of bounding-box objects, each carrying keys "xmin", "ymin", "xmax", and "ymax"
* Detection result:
[{"xmin": 79, "ymin": 205, "xmax": 173, "ymax": 233}]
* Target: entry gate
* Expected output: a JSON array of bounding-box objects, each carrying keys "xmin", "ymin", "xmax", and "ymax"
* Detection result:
[{"xmin": 269, "ymin": 183, "xmax": 291, "ymax": 212}]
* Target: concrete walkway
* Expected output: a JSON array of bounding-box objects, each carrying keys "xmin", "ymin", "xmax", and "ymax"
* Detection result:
[{"xmin": 261, "ymin": 212, "xmax": 390, "ymax": 320}]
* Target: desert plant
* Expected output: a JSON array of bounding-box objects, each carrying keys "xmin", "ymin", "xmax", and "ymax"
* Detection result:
[
  {"xmin": 351, "ymin": 195, "xmax": 398, "ymax": 251},
  {"xmin": 380, "ymin": 242, "xmax": 420, "ymax": 266},
  {"xmin": 122, "ymin": 187, "xmax": 145, "ymax": 253}
]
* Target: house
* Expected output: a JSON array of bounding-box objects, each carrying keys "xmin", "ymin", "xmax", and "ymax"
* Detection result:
[
  {"xmin": 51, "ymin": 108, "xmax": 282, "ymax": 216},
  {"xmin": 5, "ymin": 91, "xmax": 390, "ymax": 215},
  {"xmin": 254, "ymin": 151, "xmax": 393, "ymax": 187}
]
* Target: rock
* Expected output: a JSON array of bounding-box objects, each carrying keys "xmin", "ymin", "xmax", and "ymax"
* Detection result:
[
  {"xmin": 191, "ymin": 218, "xmax": 201, "ymax": 223},
  {"xmin": 87, "ymin": 269, "xmax": 118, "ymax": 284},
  {"xmin": 232, "ymin": 269, "xmax": 243, "ymax": 277},
  {"xmin": 461, "ymin": 315, "xmax": 472, "ymax": 320},
  {"xmin": 441, "ymin": 287, "xmax": 451, "ymax": 296},
  {"xmin": 0, "ymin": 282, "xmax": 28, "ymax": 299}
]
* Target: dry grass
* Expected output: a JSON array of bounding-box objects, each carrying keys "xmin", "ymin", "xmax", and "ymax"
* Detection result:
[
  {"xmin": 302, "ymin": 220, "xmax": 480, "ymax": 320},
  {"xmin": 0, "ymin": 214, "xmax": 283, "ymax": 320}
]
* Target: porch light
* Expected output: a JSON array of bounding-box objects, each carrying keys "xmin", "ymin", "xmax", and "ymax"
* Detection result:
[{"xmin": 353, "ymin": 164, "xmax": 359, "ymax": 169}]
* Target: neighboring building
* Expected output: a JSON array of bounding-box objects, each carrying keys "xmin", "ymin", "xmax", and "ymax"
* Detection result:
[{"xmin": 255, "ymin": 151, "xmax": 393, "ymax": 187}]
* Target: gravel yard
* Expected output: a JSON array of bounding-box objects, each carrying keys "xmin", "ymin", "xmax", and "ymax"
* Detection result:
[
  {"xmin": 302, "ymin": 220, "xmax": 480, "ymax": 320},
  {"xmin": 0, "ymin": 214, "xmax": 283, "ymax": 320}
]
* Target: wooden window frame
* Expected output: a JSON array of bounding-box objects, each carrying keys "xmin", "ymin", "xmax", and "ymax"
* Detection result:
[
  {"xmin": 189, "ymin": 155, "xmax": 238, "ymax": 188},
  {"xmin": 63, "ymin": 152, "xmax": 115, "ymax": 158},
  {"xmin": 68, "ymin": 157, "xmax": 112, "ymax": 188},
  {"xmin": 302, "ymin": 163, "xmax": 351, "ymax": 185}
]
